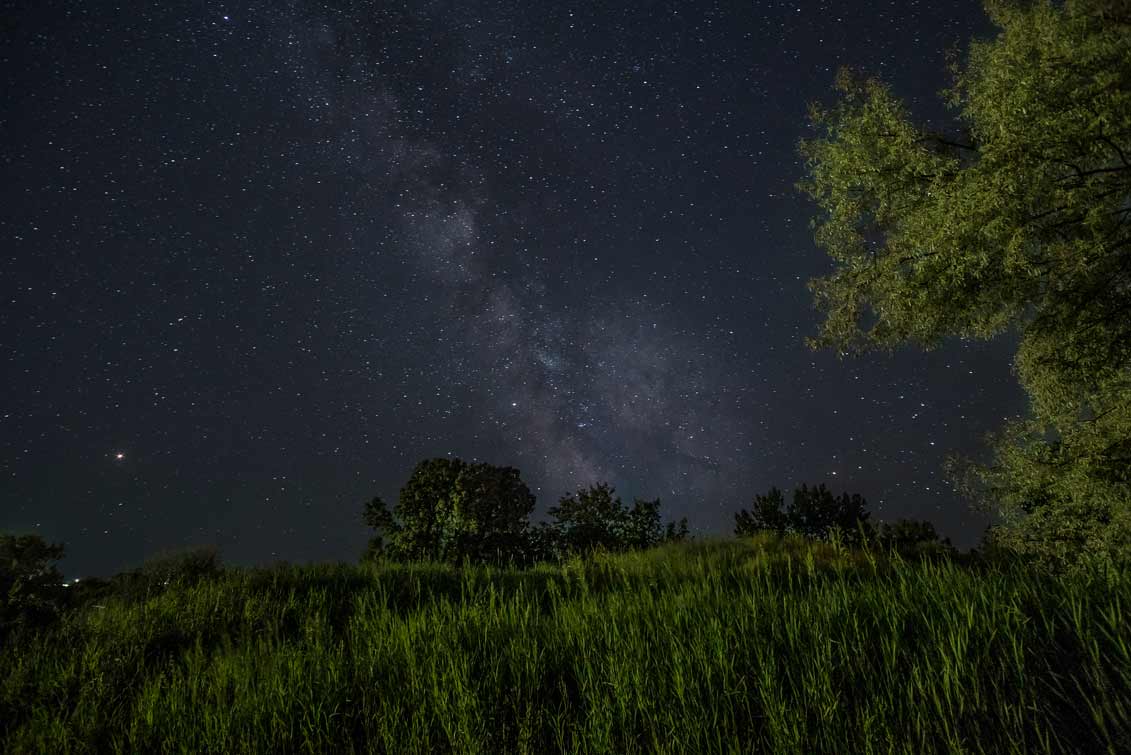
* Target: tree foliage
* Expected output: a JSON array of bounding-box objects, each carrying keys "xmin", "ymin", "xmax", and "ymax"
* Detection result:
[
  {"xmin": 798, "ymin": 0, "xmax": 1131, "ymax": 576},
  {"xmin": 546, "ymin": 484, "xmax": 689, "ymax": 556},
  {"xmin": 734, "ymin": 486, "xmax": 960, "ymax": 558},
  {"xmin": 363, "ymin": 458, "xmax": 536, "ymax": 565},
  {"xmin": 734, "ymin": 487, "xmax": 789, "ymax": 536},
  {"xmin": 663, "ymin": 516, "xmax": 691, "ymax": 544},
  {"xmin": 789, "ymin": 484, "xmax": 872, "ymax": 542},
  {"xmin": 546, "ymin": 483, "xmax": 631, "ymax": 555},
  {"xmin": 873, "ymin": 519, "xmax": 957, "ymax": 559},
  {"xmin": 734, "ymin": 484, "xmax": 872, "ymax": 544},
  {"xmin": 136, "ymin": 545, "xmax": 222, "ymax": 589},
  {"xmin": 1, "ymin": 533, "xmax": 66, "ymax": 636}
]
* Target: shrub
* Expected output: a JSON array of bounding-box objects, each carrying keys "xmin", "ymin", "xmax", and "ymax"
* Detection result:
[{"xmin": 0, "ymin": 533, "xmax": 66, "ymax": 637}]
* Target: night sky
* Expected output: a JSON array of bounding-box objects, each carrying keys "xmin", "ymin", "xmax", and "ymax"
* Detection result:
[{"xmin": 2, "ymin": 0, "xmax": 1029, "ymax": 579}]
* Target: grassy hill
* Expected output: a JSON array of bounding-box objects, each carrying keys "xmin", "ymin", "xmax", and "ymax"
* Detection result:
[{"xmin": 2, "ymin": 535, "xmax": 1128, "ymax": 753}]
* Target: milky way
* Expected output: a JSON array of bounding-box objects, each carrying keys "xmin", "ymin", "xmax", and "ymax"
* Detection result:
[{"xmin": 2, "ymin": 0, "xmax": 1028, "ymax": 576}]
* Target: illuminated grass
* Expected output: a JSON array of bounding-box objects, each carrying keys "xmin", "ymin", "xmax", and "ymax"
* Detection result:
[{"xmin": 1, "ymin": 535, "xmax": 1128, "ymax": 753}]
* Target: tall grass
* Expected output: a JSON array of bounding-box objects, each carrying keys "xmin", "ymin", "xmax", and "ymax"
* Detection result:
[{"xmin": 1, "ymin": 534, "xmax": 1128, "ymax": 753}]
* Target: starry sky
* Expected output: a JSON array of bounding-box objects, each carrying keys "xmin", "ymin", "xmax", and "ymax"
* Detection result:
[{"xmin": 2, "ymin": 0, "xmax": 1030, "ymax": 578}]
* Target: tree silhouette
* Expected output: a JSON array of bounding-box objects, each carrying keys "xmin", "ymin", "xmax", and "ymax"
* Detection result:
[
  {"xmin": 663, "ymin": 517, "xmax": 690, "ymax": 544},
  {"xmin": 546, "ymin": 484, "xmax": 687, "ymax": 556},
  {"xmin": 734, "ymin": 487, "xmax": 789, "ymax": 536},
  {"xmin": 735, "ymin": 484, "xmax": 872, "ymax": 544},
  {"xmin": 1, "ymin": 532, "xmax": 66, "ymax": 635},
  {"xmin": 789, "ymin": 484, "xmax": 871, "ymax": 543},
  {"xmin": 873, "ymin": 519, "xmax": 955, "ymax": 559},
  {"xmin": 547, "ymin": 483, "xmax": 628, "ymax": 554},
  {"xmin": 362, "ymin": 458, "xmax": 535, "ymax": 565}
]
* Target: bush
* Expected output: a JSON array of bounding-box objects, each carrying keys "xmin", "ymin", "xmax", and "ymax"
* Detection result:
[
  {"xmin": 140, "ymin": 545, "xmax": 222, "ymax": 586},
  {"xmin": 100, "ymin": 545, "xmax": 224, "ymax": 603},
  {"xmin": 0, "ymin": 533, "xmax": 66, "ymax": 638},
  {"xmin": 735, "ymin": 484, "xmax": 872, "ymax": 545}
]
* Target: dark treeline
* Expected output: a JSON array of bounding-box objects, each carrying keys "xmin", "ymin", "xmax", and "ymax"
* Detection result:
[
  {"xmin": 362, "ymin": 458, "xmax": 963, "ymax": 571},
  {"xmin": 732, "ymin": 483, "xmax": 959, "ymax": 560},
  {"xmin": 360, "ymin": 458, "xmax": 690, "ymax": 567},
  {"xmin": 2, "ymin": 454, "xmax": 971, "ymax": 640},
  {"xmin": 0, "ymin": 536, "xmax": 223, "ymax": 640}
]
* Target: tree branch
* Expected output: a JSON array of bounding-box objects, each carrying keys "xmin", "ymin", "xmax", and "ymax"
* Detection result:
[
  {"xmin": 919, "ymin": 135, "xmax": 977, "ymax": 152},
  {"xmin": 1100, "ymin": 136, "xmax": 1131, "ymax": 170}
]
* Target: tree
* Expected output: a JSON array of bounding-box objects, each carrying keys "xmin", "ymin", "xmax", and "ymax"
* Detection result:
[
  {"xmin": 362, "ymin": 458, "xmax": 536, "ymax": 565},
  {"xmin": 734, "ymin": 487, "xmax": 789, "ymax": 536},
  {"xmin": 735, "ymin": 484, "xmax": 873, "ymax": 544},
  {"xmin": 137, "ymin": 545, "xmax": 222, "ymax": 588},
  {"xmin": 443, "ymin": 462, "xmax": 538, "ymax": 563},
  {"xmin": 393, "ymin": 458, "xmax": 467, "ymax": 561},
  {"xmin": 547, "ymin": 483, "xmax": 629, "ymax": 554},
  {"xmin": 790, "ymin": 484, "xmax": 873, "ymax": 544},
  {"xmin": 797, "ymin": 0, "xmax": 1131, "ymax": 576},
  {"xmin": 362, "ymin": 495, "xmax": 399, "ymax": 560},
  {"xmin": 520, "ymin": 521, "xmax": 564, "ymax": 565},
  {"xmin": 622, "ymin": 498, "xmax": 664, "ymax": 550},
  {"xmin": 546, "ymin": 484, "xmax": 686, "ymax": 556},
  {"xmin": 663, "ymin": 517, "xmax": 691, "ymax": 543},
  {"xmin": 873, "ymin": 519, "xmax": 956, "ymax": 559},
  {"xmin": 1, "ymin": 533, "xmax": 66, "ymax": 635}
]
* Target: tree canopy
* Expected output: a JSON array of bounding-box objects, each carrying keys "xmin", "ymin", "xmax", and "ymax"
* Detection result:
[
  {"xmin": 798, "ymin": 0, "xmax": 1131, "ymax": 576},
  {"xmin": 734, "ymin": 485, "xmax": 958, "ymax": 559},
  {"xmin": 734, "ymin": 484, "xmax": 872, "ymax": 544},
  {"xmin": 363, "ymin": 467, "xmax": 691, "ymax": 567},
  {"xmin": 547, "ymin": 483, "xmax": 631, "ymax": 554},
  {"xmin": 546, "ymin": 484, "xmax": 689, "ymax": 555},
  {"xmin": 363, "ymin": 458, "xmax": 536, "ymax": 565},
  {"xmin": 1, "ymin": 533, "xmax": 66, "ymax": 636}
]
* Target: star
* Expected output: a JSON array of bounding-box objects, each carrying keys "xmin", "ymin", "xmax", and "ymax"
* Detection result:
[{"xmin": 2, "ymin": 0, "xmax": 1026, "ymax": 578}]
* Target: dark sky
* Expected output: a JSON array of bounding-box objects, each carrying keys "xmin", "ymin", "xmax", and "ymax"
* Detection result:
[{"xmin": 2, "ymin": 0, "xmax": 1028, "ymax": 578}]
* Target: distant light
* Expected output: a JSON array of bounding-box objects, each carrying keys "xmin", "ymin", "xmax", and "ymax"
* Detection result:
[{"xmin": 115, "ymin": 452, "xmax": 125, "ymax": 460}]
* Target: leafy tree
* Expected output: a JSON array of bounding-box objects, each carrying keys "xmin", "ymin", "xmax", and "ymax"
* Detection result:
[
  {"xmin": 362, "ymin": 458, "xmax": 536, "ymax": 565},
  {"xmin": 362, "ymin": 495, "xmax": 399, "ymax": 560},
  {"xmin": 736, "ymin": 484, "xmax": 873, "ymax": 544},
  {"xmin": 1, "ymin": 533, "xmax": 66, "ymax": 635},
  {"xmin": 79, "ymin": 545, "xmax": 225, "ymax": 604},
  {"xmin": 443, "ymin": 462, "xmax": 538, "ymax": 562},
  {"xmin": 872, "ymin": 519, "xmax": 956, "ymax": 559},
  {"xmin": 624, "ymin": 498, "xmax": 690, "ymax": 547},
  {"xmin": 790, "ymin": 484, "xmax": 873, "ymax": 543},
  {"xmin": 138, "ymin": 545, "xmax": 222, "ymax": 588},
  {"xmin": 519, "ymin": 521, "xmax": 564, "ymax": 565},
  {"xmin": 797, "ymin": 0, "xmax": 1131, "ymax": 575},
  {"xmin": 393, "ymin": 458, "xmax": 467, "ymax": 560},
  {"xmin": 972, "ymin": 522, "xmax": 1041, "ymax": 569},
  {"xmin": 622, "ymin": 498, "xmax": 664, "ymax": 550},
  {"xmin": 663, "ymin": 517, "xmax": 691, "ymax": 543},
  {"xmin": 546, "ymin": 484, "xmax": 686, "ymax": 556},
  {"xmin": 734, "ymin": 487, "xmax": 789, "ymax": 536},
  {"xmin": 547, "ymin": 483, "xmax": 628, "ymax": 554}
]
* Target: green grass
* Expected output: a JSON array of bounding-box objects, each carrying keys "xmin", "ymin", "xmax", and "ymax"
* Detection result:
[{"xmin": 2, "ymin": 535, "xmax": 1129, "ymax": 754}]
